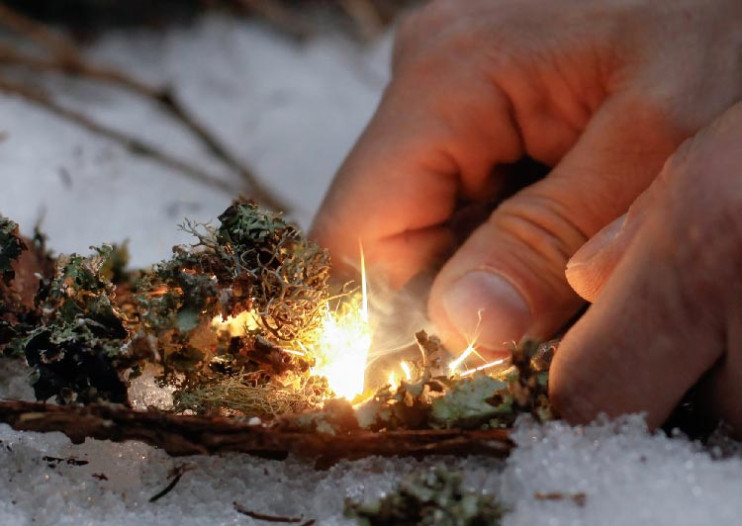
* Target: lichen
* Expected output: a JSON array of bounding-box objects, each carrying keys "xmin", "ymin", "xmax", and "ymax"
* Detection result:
[
  {"xmin": 345, "ymin": 468, "xmax": 505, "ymax": 526},
  {"xmin": 429, "ymin": 374, "xmax": 512, "ymax": 429},
  {"xmin": 22, "ymin": 245, "xmax": 143, "ymax": 404},
  {"xmin": 355, "ymin": 337, "xmax": 557, "ymax": 431},
  {"xmin": 0, "ymin": 215, "xmax": 25, "ymax": 286},
  {"xmin": 130, "ymin": 199, "xmax": 334, "ymax": 416}
]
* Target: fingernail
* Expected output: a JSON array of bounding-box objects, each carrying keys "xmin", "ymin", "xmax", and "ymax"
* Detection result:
[
  {"xmin": 567, "ymin": 214, "xmax": 627, "ymax": 269},
  {"xmin": 442, "ymin": 271, "xmax": 532, "ymax": 350}
]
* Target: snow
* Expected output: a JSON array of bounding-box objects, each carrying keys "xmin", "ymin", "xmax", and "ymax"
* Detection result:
[
  {"xmin": 2, "ymin": 11, "xmax": 742, "ymax": 526},
  {"xmin": 0, "ymin": 13, "xmax": 390, "ymax": 268}
]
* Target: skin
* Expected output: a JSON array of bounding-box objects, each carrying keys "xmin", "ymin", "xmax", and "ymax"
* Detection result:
[{"xmin": 312, "ymin": 0, "xmax": 742, "ymax": 430}]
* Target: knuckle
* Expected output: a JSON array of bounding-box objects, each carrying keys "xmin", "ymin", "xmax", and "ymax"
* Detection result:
[
  {"xmin": 648, "ymin": 104, "xmax": 742, "ymax": 297},
  {"xmin": 392, "ymin": 0, "xmax": 456, "ymax": 63},
  {"xmin": 493, "ymin": 190, "xmax": 589, "ymax": 272},
  {"xmin": 662, "ymin": 102, "xmax": 742, "ymax": 198}
]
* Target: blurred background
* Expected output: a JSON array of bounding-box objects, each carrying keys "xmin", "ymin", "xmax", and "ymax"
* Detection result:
[{"xmin": 0, "ymin": 0, "xmax": 418, "ymax": 267}]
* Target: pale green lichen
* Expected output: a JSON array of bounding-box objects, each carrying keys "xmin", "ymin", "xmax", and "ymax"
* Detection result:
[
  {"xmin": 429, "ymin": 374, "xmax": 512, "ymax": 429},
  {"xmin": 354, "ymin": 337, "xmax": 557, "ymax": 432},
  {"xmin": 345, "ymin": 468, "xmax": 505, "ymax": 526}
]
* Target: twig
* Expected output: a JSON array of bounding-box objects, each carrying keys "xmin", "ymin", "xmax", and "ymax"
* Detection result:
[
  {"xmin": 0, "ymin": 4, "xmax": 290, "ymax": 211},
  {"xmin": 42, "ymin": 455, "xmax": 89, "ymax": 467},
  {"xmin": 534, "ymin": 492, "xmax": 587, "ymax": 507},
  {"xmin": 0, "ymin": 47, "xmax": 288, "ymax": 210},
  {"xmin": 0, "ymin": 400, "xmax": 514, "ymax": 467},
  {"xmin": 233, "ymin": 502, "xmax": 304, "ymax": 523},
  {"xmin": 0, "ymin": 78, "xmax": 240, "ymax": 195},
  {"xmin": 0, "ymin": 4, "xmax": 78, "ymax": 61},
  {"xmin": 233, "ymin": 0, "xmax": 313, "ymax": 41},
  {"xmin": 149, "ymin": 464, "xmax": 193, "ymax": 503}
]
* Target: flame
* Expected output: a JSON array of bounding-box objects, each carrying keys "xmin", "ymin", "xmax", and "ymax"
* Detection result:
[
  {"xmin": 310, "ymin": 242, "xmax": 372, "ymax": 399},
  {"xmin": 311, "ymin": 297, "xmax": 371, "ymax": 399}
]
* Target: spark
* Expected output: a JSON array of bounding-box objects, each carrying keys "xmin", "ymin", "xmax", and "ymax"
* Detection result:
[
  {"xmin": 448, "ymin": 343, "xmax": 476, "ymax": 373},
  {"xmin": 400, "ymin": 360, "xmax": 412, "ymax": 381},
  {"xmin": 447, "ymin": 308, "xmax": 488, "ymax": 375},
  {"xmin": 360, "ymin": 240, "xmax": 368, "ymax": 323},
  {"xmin": 459, "ymin": 358, "xmax": 507, "ymax": 378}
]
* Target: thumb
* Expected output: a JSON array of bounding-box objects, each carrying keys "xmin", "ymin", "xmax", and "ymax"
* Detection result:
[{"xmin": 428, "ymin": 96, "xmax": 686, "ymax": 352}]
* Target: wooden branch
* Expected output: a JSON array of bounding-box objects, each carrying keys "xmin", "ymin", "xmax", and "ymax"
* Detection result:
[
  {"xmin": 0, "ymin": 400, "xmax": 514, "ymax": 467},
  {"xmin": 0, "ymin": 4, "xmax": 78, "ymax": 61},
  {"xmin": 0, "ymin": 4, "xmax": 291, "ymax": 212}
]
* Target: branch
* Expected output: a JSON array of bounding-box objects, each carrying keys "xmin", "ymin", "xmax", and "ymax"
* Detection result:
[
  {"xmin": 0, "ymin": 4, "xmax": 78, "ymax": 60},
  {"xmin": 233, "ymin": 0, "xmax": 313, "ymax": 41},
  {"xmin": 0, "ymin": 400, "xmax": 514, "ymax": 467}
]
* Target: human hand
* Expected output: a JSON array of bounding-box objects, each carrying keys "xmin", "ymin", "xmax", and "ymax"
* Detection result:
[
  {"xmin": 552, "ymin": 102, "xmax": 742, "ymax": 432},
  {"xmin": 312, "ymin": 0, "xmax": 742, "ymax": 352}
]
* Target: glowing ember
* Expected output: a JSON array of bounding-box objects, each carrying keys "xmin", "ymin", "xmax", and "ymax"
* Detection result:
[{"xmin": 210, "ymin": 310, "xmax": 260, "ymax": 337}]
